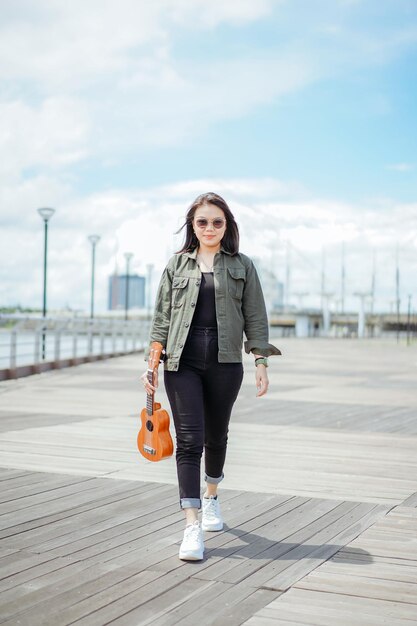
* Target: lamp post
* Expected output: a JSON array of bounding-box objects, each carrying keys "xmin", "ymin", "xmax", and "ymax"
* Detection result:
[
  {"xmin": 88, "ymin": 235, "xmax": 101, "ymax": 319},
  {"xmin": 37, "ymin": 208, "xmax": 55, "ymax": 360},
  {"xmin": 124, "ymin": 252, "xmax": 133, "ymax": 320}
]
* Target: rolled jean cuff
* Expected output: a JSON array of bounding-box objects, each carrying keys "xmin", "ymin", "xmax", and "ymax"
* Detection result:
[
  {"xmin": 204, "ymin": 472, "xmax": 224, "ymax": 485},
  {"xmin": 180, "ymin": 497, "xmax": 201, "ymax": 510}
]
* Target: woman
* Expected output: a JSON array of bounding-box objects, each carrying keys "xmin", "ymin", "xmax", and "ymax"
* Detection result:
[{"xmin": 141, "ymin": 192, "xmax": 280, "ymax": 561}]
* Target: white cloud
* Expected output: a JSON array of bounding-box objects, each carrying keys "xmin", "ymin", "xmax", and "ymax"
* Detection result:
[
  {"xmin": 0, "ymin": 1, "xmax": 277, "ymax": 89},
  {"xmin": 386, "ymin": 163, "xmax": 415, "ymax": 172},
  {"xmin": 1, "ymin": 2, "xmax": 417, "ymax": 314},
  {"xmin": 0, "ymin": 98, "xmax": 90, "ymax": 181},
  {"xmin": 169, "ymin": 0, "xmax": 278, "ymax": 28},
  {"xmin": 2, "ymin": 0, "xmax": 416, "ymax": 176},
  {"xmin": 1, "ymin": 177, "xmax": 416, "ymax": 313}
]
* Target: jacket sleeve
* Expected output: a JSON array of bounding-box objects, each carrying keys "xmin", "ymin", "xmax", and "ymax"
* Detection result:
[
  {"xmin": 145, "ymin": 260, "xmax": 174, "ymax": 359},
  {"xmin": 242, "ymin": 259, "xmax": 281, "ymax": 357}
]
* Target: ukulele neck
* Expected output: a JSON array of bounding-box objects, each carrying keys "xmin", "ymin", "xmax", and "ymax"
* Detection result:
[{"xmin": 146, "ymin": 369, "xmax": 155, "ymax": 415}]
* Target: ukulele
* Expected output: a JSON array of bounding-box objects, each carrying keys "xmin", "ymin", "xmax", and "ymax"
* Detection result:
[{"xmin": 137, "ymin": 341, "xmax": 174, "ymax": 462}]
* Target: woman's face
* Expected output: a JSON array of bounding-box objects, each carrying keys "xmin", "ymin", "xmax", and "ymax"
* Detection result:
[{"xmin": 193, "ymin": 202, "xmax": 227, "ymax": 250}]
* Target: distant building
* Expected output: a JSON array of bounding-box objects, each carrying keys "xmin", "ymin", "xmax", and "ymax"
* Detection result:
[{"xmin": 108, "ymin": 274, "xmax": 145, "ymax": 310}]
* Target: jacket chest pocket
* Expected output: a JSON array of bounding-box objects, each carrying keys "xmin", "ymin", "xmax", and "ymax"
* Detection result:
[
  {"xmin": 171, "ymin": 276, "xmax": 189, "ymax": 307},
  {"xmin": 227, "ymin": 267, "xmax": 246, "ymax": 300}
]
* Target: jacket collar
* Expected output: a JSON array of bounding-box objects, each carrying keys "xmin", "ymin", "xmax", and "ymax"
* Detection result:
[{"xmin": 183, "ymin": 245, "xmax": 232, "ymax": 260}]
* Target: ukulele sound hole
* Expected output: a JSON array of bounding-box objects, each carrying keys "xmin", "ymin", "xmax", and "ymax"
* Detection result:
[{"xmin": 146, "ymin": 420, "xmax": 154, "ymax": 432}]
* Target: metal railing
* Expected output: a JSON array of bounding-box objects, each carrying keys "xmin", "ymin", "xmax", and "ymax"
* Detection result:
[{"xmin": 0, "ymin": 315, "xmax": 151, "ymax": 378}]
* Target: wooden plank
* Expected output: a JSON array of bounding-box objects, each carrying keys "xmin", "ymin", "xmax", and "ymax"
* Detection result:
[
  {"xmin": 295, "ymin": 571, "xmax": 417, "ymax": 604},
  {"xmin": 0, "ymin": 469, "xmax": 30, "ymax": 480},
  {"xmin": 0, "ymin": 479, "xmax": 168, "ymax": 531},
  {"xmin": 152, "ymin": 582, "xmax": 280, "ymax": 626},
  {"xmin": 0, "ymin": 476, "xmax": 103, "ymax": 514},
  {"xmin": 6, "ymin": 486, "xmax": 179, "ymax": 555},
  {"xmin": 195, "ymin": 500, "xmax": 359, "ymax": 585},
  {"xmin": 47, "ymin": 493, "xmax": 289, "ymax": 571},
  {"xmin": 0, "ymin": 341, "xmax": 416, "ymax": 625},
  {"xmin": 28, "ymin": 570, "xmax": 196, "ymax": 626},
  {"xmin": 0, "ymin": 470, "xmax": 52, "ymax": 486},
  {"xmin": 0, "ymin": 482, "xmax": 170, "ymax": 542},
  {"xmin": 312, "ymin": 558, "xmax": 417, "ymax": 583},
  {"xmin": 0, "ymin": 474, "xmax": 95, "ymax": 504},
  {"xmin": 148, "ymin": 495, "xmax": 315, "ymax": 579},
  {"xmin": 209, "ymin": 588, "xmax": 283, "ymax": 626},
  {"xmin": 0, "ymin": 566, "xmax": 162, "ymax": 625},
  {"xmin": 29, "ymin": 489, "xmax": 236, "ymax": 563},
  {"xmin": 332, "ymin": 550, "xmax": 417, "ymax": 567},
  {"xmin": 0, "ymin": 481, "xmax": 159, "ymax": 551},
  {"xmin": 402, "ymin": 492, "xmax": 417, "ymax": 507},
  {"xmin": 346, "ymin": 536, "xmax": 417, "ymax": 560},
  {"xmin": 245, "ymin": 587, "xmax": 417, "ymax": 625},
  {"xmin": 73, "ymin": 577, "xmax": 219, "ymax": 626},
  {"xmin": 0, "ymin": 558, "xmax": 101, "ymax": 604},
  {"xmin": 255, "ymin": 504, "xmax": 389, "ymax": 591}
]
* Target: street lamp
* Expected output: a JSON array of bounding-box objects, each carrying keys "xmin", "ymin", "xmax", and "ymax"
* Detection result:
[
  {"xmin": 88, "ymin": 235, "xmax": 101, "ymax": 319},
  {"xmin": 124, "ymin": 252, "xmax": 134, "ymax": 320},
  {"xmin": 37, "ymin": 207, "xmax": 55, "ymax": 360}
]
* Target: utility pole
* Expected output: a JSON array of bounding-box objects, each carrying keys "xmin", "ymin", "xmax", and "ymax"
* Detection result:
[
  {"xmin": 37, "ymin": 208, "xmax": 55, "ymax": 360},
  {"xmin": 354, "ymin": 291, "xmax": 371, "ymax": 338},
  {"xmin": 88, "ymin": 235, "xmax": 101, "ymax": 319},
  {"xmin": 407, "ymin": 294, "xmax": 412, "ymax": 346},
  {"xmin": 320, "ymin": 291, "xmax": 334, "ymax": 336},
  {"xmin": 369, "ymin": 250, "xmax": 376, "ymax": 337}
]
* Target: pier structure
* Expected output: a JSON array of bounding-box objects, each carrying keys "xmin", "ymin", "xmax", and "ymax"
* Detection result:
[{"xmin": 0, "ymin": 338, "xmax": 416, "ymax": 624}]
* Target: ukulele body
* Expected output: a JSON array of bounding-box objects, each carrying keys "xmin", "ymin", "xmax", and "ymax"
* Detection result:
[{"xmin": 137, "ymin": 402, "xmax": 174, "ymax": 462}]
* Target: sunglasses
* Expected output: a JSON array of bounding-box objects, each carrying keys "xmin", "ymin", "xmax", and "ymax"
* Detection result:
[{"xmin": 194, "ymin": 218, "xmax": 226, "ymax": 229}]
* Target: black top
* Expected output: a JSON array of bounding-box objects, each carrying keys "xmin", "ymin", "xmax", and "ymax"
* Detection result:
[{"xmin": 191, "ymin": 272, "xmax": 217, "ymax": 328}]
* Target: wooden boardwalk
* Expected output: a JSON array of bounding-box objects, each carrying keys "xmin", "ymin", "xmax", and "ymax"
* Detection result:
[{"xmin": 0, "ymin": 338, "xmax": 416, "ymax": 625}]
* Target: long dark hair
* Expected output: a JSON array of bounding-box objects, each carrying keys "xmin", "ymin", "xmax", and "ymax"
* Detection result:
[{"xmin": 176, "ymin": 192, "xmax": 239, "ymax": 255}]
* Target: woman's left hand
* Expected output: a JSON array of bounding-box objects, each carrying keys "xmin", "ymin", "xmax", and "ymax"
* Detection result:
[{"xmin": 255, "ymin": 365, "xmax": 269, "ymax": 397}]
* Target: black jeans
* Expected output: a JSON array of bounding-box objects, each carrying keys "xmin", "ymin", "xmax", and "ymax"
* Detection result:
[{"xmin": 164, "ymin": 327, "xmax": 244, "ymax": 510}]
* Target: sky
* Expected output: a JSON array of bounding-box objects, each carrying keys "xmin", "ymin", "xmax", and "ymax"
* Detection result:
[{"xmin": 0, "ymin": 0, "xmax": 416, "ymax": 314}]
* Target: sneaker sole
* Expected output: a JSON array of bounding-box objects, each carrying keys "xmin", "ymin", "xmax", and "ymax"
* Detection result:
[
  {"xmin": 201, "ymin": 522, "xmax": 223, "ymax": 532},
  {"xmin": 179, "ymin": 550, "xmax": 204, "ymax": 561}
]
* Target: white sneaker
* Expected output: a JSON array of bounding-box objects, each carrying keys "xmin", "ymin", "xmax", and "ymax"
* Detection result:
[
  {"xmin": 202, "ymin": 496, "xmax": 223, "ymax": 531},
  {"xmin": 179, "ymin": 521, "xmax": 204, "ymax": 561}
]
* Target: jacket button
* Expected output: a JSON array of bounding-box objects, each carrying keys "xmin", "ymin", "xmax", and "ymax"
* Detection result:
[
  {"xmin": 179, "ymin": 343, "xmax": 183, "ymax": 348},
  {"xmin": 185, "ymin": 322, "xmax": 189, "ymax": 327},
  {"xmin": 196, "ymin": 280, "xmax": 200, "ymax": 286},
  {"xmin": 191, "ymin": 302, "xmax": 195, "ymax": 307}
]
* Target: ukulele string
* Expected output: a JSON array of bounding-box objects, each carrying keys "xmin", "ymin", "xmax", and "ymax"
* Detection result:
[{"xmin": 146, "ymin": 369, "xmax": 154, "ymax": 415}]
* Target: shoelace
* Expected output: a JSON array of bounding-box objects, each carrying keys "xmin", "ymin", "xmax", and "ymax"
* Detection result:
[
  {"xmin": 204, "ymin": 498, "xmax": 219, "ymax": 519},
  {"xmin": 184, "ymin": 522, "xmax": 201, "ymax": 542}
]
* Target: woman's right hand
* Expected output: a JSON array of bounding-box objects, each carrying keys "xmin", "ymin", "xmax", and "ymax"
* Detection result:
[{"xmin": 140, "ymin": 368, "xmax": 159, "ymax": 395}]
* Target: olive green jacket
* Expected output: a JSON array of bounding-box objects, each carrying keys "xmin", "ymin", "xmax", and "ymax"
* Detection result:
[{"xmin": 148, "ymin": 247, "xmax": 281, "ymax": 371}]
